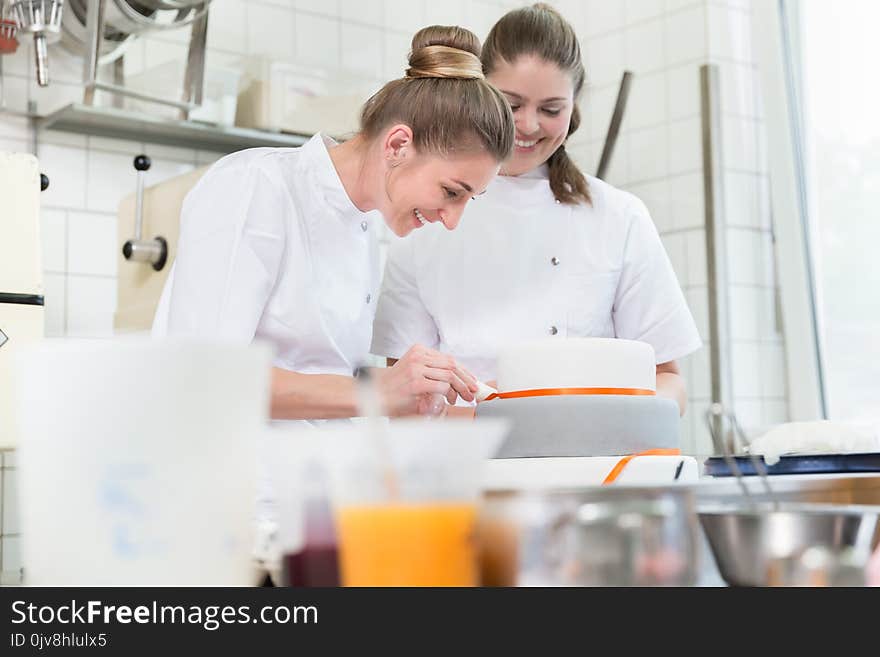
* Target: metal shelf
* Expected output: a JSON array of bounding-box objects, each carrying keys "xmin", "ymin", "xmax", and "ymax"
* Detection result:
[{"xmin": 35, "ymin": 103, "xmax": 311, "ymax": 153}]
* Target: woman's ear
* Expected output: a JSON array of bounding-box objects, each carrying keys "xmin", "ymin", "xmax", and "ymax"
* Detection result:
[{"xmin": 383, "ymin": 124, "xmax": 415, "ymax": 162}]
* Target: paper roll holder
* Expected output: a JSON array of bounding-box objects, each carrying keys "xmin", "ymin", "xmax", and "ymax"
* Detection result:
[{"xmin": 122, "ymin": 154, "xmax": 168, "ymax": 272}]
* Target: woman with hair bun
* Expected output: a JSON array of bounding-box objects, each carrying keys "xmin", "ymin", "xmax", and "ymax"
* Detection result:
[
  {"xmin": 153, "ymin": 25, "xmax": 515, "ymax": 420},
  {"xmin": 373, "ymin": 5, "xmax": 701, "ymax": 415}
]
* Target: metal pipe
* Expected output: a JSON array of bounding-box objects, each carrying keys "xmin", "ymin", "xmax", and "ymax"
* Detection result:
[
  {"xmin": 596, "ymin": 70, "xmax": 633, "ymax": 181},
  {"xmin": 82, "ymin": 0, "xmax": 105, "ymax": 104}
]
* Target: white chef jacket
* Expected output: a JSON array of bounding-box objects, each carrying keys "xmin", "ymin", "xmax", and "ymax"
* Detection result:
[
  {"xmin": 371, "ymin": 166, "xmax": 702, "ymax": 383},
  {"xmin": 153, "ymin": 133, "xmax": 381, "ymax": 377}
]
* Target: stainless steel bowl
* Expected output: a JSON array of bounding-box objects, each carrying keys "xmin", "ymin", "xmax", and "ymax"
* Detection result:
[
  {"xmin": 478, "ymin": 485, "xmax": 701, "ymax": 587},
  {"xmin": 699, "ymin": 503, "xmax": 880, "ymax": 586}
]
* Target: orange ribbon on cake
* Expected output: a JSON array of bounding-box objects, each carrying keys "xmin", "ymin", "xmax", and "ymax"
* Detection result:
[
  {"xmin": 601, "ymin": 449, "xmax": 682, "ymax": 485},
  {"xmin": 483, "ymin": 387, "xmax": 656, "ymax": 401}
]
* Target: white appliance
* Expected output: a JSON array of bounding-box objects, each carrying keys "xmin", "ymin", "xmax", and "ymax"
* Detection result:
[{"xmin": 0, "ymin": 151, "xmax": 44, "ymax": 450}]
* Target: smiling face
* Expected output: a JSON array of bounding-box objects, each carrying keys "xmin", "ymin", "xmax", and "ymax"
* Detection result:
[
  {"xmin": 377, "ymin": 128, "xmax": 501, "ymax": 237},
  {"xmin": 487, "ymin": 54, "xmax": 576, "ymax": 177}
]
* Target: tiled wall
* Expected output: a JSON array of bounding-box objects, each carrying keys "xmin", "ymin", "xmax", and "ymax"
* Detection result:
[
  {"xmin": 0, "ymin": 0, "xmax": 788, "ymax": 458},
  {"xmin": 0, "ymin": 450, "xmax": 21, "ymax": 584}
]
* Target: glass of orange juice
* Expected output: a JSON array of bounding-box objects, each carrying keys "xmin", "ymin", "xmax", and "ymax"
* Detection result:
[{"xmin": 319, "ymin": 418, "xmax": 510, "ymax": 587}]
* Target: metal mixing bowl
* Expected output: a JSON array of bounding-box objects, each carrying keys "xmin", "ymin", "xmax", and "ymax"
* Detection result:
[{"xmin": 698, "ymin": 503, "xmax": 880, "ymax": 586}]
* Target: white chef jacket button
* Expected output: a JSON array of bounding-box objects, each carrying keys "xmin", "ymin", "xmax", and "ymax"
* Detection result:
[
  {"xmin": 555, "ymin": 198, "xmax": 561, "ymax": 204},
  {"xmin": 360, "ymin": 221, "xmax": 368, "ymax": 232},
  {"xmin": 366, "ymin": 294, "xmax": 372, "ymax": 304},
  {"xmin": 549, "ymin": 325, "xmax": 558, "ymax": 335},
  {"xmin": 551, "ymin": 257, "xmax": 560, "ymax": 266}
]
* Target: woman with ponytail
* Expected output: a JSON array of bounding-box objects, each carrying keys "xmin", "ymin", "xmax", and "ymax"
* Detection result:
[
  {"xmin": 373, "ymin": 5, "xmax": 701, "ymax": 415},
  {"xmin": 154, "ymin": 25, "xmax": 515, "ymax": 420}
]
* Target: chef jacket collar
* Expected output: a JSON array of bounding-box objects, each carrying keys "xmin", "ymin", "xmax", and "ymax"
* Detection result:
[{"xmin": 306, "ymin": 132, "xmax": 373, "ymax": 221}]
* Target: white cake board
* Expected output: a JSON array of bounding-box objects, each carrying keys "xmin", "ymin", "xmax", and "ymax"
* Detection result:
[{"xmin": 482, "ymin": 455, "xmax": 700, "ymax": 491}]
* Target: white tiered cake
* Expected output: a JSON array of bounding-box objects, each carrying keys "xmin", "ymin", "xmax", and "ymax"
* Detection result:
[
  {"xmin": 496, "ymin": 337, "xmax": 656, "ymax": 394},
  {"xmin": 478, "ymin": 337, "xmax": 680, "ymax": 458}
]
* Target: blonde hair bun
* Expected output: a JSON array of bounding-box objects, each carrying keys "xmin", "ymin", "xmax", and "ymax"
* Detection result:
[{"xmin": 406, "ymin": 25, "xmax": 485, "ymax": 80}]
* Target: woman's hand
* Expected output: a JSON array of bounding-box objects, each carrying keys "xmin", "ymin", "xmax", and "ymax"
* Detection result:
[{"xmin": 376, "ymin": 345, "xmax": 478, "ymax": 416}]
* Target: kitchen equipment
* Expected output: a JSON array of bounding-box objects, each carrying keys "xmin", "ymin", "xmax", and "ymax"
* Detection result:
[
  {"xmin": 121, "ymin": 154, "xmax": 168, "ymax": 272},
  {"xmin": 12, "ymin": 337, "xmax": 272, "ymax": 585},
  {"xmin": 310, "ymin": 417, "xmax": 510, "ymax": 586},
  {"xmin": 704, "ymin": 452, "xmax": 880, "ymax": 477},
  {"xmin": 0, "ymin": 152, "xmax": 44, "ymax": 451},
  {"xmin": 596, "ymin": 70, "xmax": 633, "ymax": 181},
  {"xmin": 478, "ymin": 484, "xmax": 701, "ymax": 586},
  {"xmin": 700, "ymin": 404, "xmax": 880, "ymax": 586},
  {"xmin": 10, "ymin": 0, "xmax": 64, "ymax": 86},
  {"xmin": 699, "ymin": 502, "xmax": 880, "ymax": 586},
  {"xmin": 115, "ymin": 163, "xmax": 208, "ymax": 332},
  {"xmin": 0, "ymin": 0, "xmax": 18, "ymax": 53}
]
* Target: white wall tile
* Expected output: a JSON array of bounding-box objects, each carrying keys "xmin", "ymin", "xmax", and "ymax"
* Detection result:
[
  {"xmin": 1, "ymin": 39, "xmax": 31, "ymax": 77},
  {"xmin": 757, "ymin": 286, "xmax": 780, "ymax": 339},
  {"xmin": 584, "ymin": 0, "xmax": 626, "ymax": 36},
  {"xmin": 722, "ymin": 116, "xmax": 758, "ymax": 171},
  {"xmin": 295, "ymin": 0, "xmax": 340, "ymax": 18},
  {"xmin": 667, "ymin": 63, "xmax": 700, "ymax": 120},
  {"xmin": 586, "ymin": 32, "xmax": 625, "ymax": 88},
  {"xmin": 667, "ymin": 172, "xmax": 704, "ymax": 230},
  {"xmin": 2, "ymin": 467, "xmax": 19, "ymax": 535},
  {"xmin": 686, "ymin": 285, "xmax": 710, "ymax": 341},
  {"xmin": 341, "ymin": 24, "xmax": 384, "ymax": 78},
  {"xmin": 628, "ymin": 179, "xmax": 671, "ymax": 233},
  {"xmin": 40, "ymin": 210, "xmax": 66, "ymax": 272},
  {"xmin": 626, "ymin": 0, "xmax": 666, "ymax": 24},
  {"xmin": 668, "ymin": 116, "xmax": 702, "ymax": 175},
  {"xmin": 0, "ymin": 75, "xmax": 30, "ymax": 114},
  {"xmin": 465, "ymin": 1, "xmax": 504, "ymax": 41},
  {"xmin": 42, "ymin": 273, "xmax": 66, "ymax": 337},
  {"xmin": 67, "ymin": 212, "xmax": 118, "ymax": 277},
  {"xmin": 36, "ymin": 144, "xmax": 87, "ymax": 209},
  {"xmin": 665, "ymin": 5, "xmax": 706, "ymax": 66},
  {"xmin": 733, "ymin": 399, "xmax": 764, "ymax": 437},
  {"xmin": 684, "ymin": 228, "xmax": 707, "ymax": 286},
  {"xmin": 687, "ymin": 398, "xmax": 712, "ymax": 456},
  {"xmin": 585, "ymin": 83, "xmax": 618, "ymax": 144},
  {"xmin": 708, "ymin": 3, "xmax": 753, "ymax": 64},
  {"xmin": 685, "ymin": 344, "xmax": 711, "ymax": 399},
  {"xmin": 731, "ymin": 341, "xmax": 761, "ymax": 399},
  {"xmin": 383, "ymin": 31, "xmax": 413, "ymax": 80},
  {"xmin": 86, "ymin": 149, "xmax": 136, "ymax": 214},
  {"xmin": 727, "ymin": 227, "xmax": 762, "ymax": 285},
  {"xmin": 208, "ymin": 0, "xmax": 249, "ymax": 54},
  {"xmin": 625, "ymin": 71, "xmax": 667, "ymax": 131},
  {"xmin": 1, "ymin": 536, "xmax": 22, "ymax": 584},
  {"xmin": 423, "ymin": 0, "xmax": 467, "ymax": 28},
  {"xmin": 246, "ymin": 2, "xmax": 296, "ymax": 60},
  {"xmin": 762, "ymin": 399, "xmax": 789, "ymax": 428},
  {"xmin": 603, "ymin": 132, "xmax": 629, "ymax": 186},
  {"xmin": 628, "ymin": 124, "xmax": 667, "ymax": 182},
  {"xmin": 66, "ymin": 276, "xmax": 117, "ymax": 338},
  {"xmin": 720, "ymin": 61, "xmax": 757, "ymax": 118},
  {"xmin": 661, "ymin": 232, "xmax": 688, "ymax": 285},
  {"xmin": 760, "ymin": 341, "xmax": 787, "ymax": 399},
  {"xmin": 624, "ymin": 19, "xmax": 665, "ymax": 75},
  {"xmin": 723, "ymin": 171, "xmax": 758, "ymax": 227},
  {"xmin": 0, "ymin": 135, "xmax": 28, "ymax": 154},
  {"xmin": 340, "ymin": 0, "xmax": 385, "ymax": 27},
  {"xmin": 383, "ymin": 0, "xmax": 426, "ymax": 34},
  {"xmin": 295, "ymin": 12, "xmax": 341, "ymax": 70},
  {"xmin": 728, "ymin": 285, "xmax": 760, "ymax": 340}
]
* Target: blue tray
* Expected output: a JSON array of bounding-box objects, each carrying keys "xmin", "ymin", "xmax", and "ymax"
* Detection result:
[{"xmin": 703, "ymin": 452, "xmax": 880, "ymax": 477}]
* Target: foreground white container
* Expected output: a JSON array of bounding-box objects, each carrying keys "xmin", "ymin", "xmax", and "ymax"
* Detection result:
[{"xmin": 12, "ymin": 337, "xmax": 272, "ymax": 585}]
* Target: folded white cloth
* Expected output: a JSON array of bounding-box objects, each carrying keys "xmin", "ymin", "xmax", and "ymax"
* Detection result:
[{"xmin": 747, "ymin": 420, "xmax": 880, "ymax": 465}]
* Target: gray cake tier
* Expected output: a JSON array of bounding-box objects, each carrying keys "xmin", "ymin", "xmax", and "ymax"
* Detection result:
[{"xmin": 476, "ymin": 394, "xmax": 681, "ymax": 458}]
